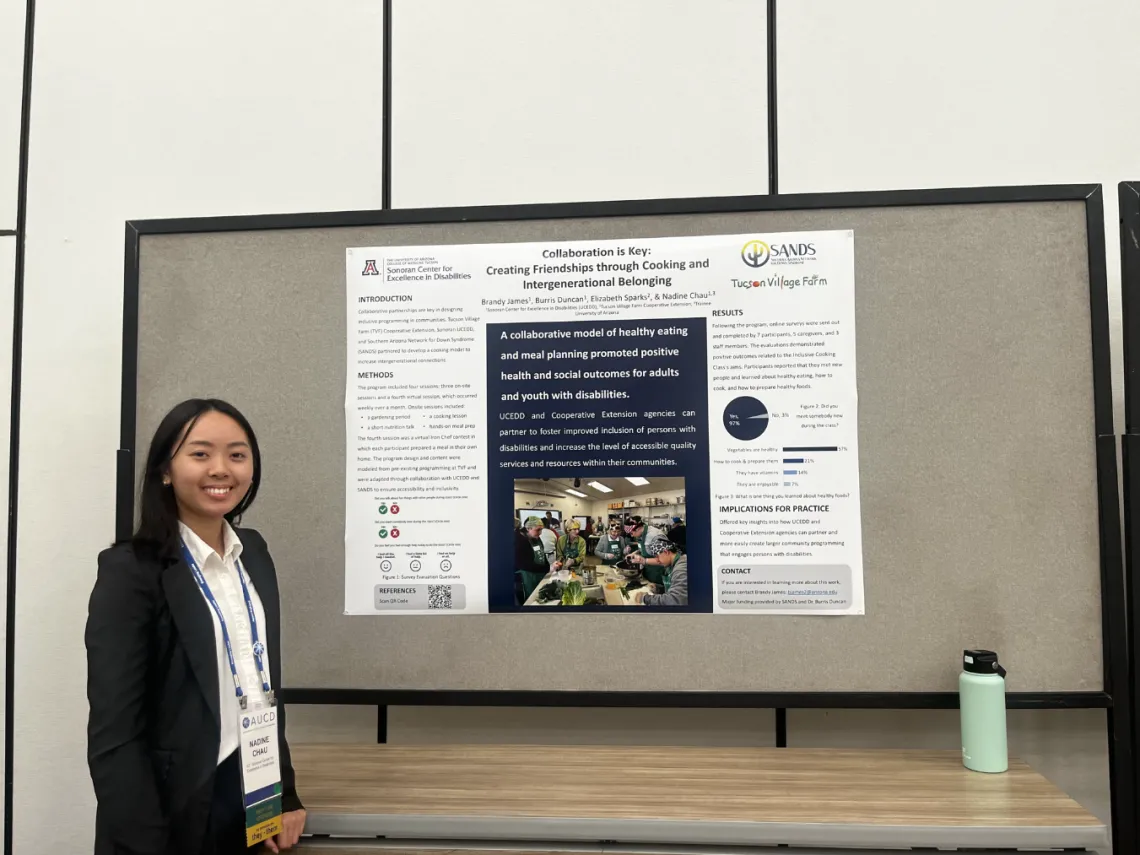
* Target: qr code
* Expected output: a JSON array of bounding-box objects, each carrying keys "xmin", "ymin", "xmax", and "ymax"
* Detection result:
[{"xmin": 427, "ymin": 585, "xmax": 453, "ymax": 609}]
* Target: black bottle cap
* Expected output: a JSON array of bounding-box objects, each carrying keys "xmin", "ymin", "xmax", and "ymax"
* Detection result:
[{"xmin": 964, "ymin": 649, "xmax": 1007, "ymax": 678}]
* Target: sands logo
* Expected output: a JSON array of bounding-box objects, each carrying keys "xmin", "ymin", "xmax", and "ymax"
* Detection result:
[
  {"xmin": 740, "ymin": 239, "xmax": 817, "ymax": 268},
  {"xmin": 741, "ymin": 240, "xmax": 770, "ymax": 268}
]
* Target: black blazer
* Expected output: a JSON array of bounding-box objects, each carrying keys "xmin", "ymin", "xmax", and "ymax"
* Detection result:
[{"xmin": 85, "ymin": 527, "xmax": 303, "ymax": 855}]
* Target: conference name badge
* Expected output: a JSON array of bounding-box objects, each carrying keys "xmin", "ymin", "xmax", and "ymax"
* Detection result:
[{"xmin": 239, "ymin": 705, "xmax": 283, "ymax": 846}]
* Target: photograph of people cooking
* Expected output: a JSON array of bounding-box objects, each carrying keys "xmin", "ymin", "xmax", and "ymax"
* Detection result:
[{"xmin": 511, "ymin": 476, "xmax": 687, "ymax": 608}]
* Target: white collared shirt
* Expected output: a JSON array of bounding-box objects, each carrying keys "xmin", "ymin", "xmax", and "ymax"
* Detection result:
[
  {"xmin": 179, "ymin": 521, "xmax": 272, "ymax": 764},
  {"xmin": 539, "ymin": 528, "xmax": 557, "ymax": 560}
]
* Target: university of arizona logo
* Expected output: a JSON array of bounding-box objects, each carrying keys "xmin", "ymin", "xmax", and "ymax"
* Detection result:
[{"xmin": 362, "ymin": 259, "xmax": 379, "ymax": 275}]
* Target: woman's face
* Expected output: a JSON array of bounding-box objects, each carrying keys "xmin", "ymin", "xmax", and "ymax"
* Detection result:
[
  {"xmin": 167, "ymin": 411, "xmax": 254, "ymax": 525},
  {"xmin": 568, "ymin": 529, "xmax": 578, "ymax": 540}
]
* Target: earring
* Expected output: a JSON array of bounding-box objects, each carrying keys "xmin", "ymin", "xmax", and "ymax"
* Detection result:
[{"xmin": 162, "ymin": 477, "xmax": 171, "ymax": 486}]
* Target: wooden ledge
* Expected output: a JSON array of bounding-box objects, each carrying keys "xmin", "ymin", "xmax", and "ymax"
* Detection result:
[{"xmin": 291, "ymin": 744, "xmax": 1105, "ymax": 849}]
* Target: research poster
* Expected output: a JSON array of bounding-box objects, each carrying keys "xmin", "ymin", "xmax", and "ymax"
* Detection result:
[{"xmin": 344, "ymin": 229, "xmax": 864, "ymax": 616}]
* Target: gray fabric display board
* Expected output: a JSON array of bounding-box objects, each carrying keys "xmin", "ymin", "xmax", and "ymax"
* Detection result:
[{"xmin": 129, "ymin": 196, "xmax": 1106, "ymax": 693}]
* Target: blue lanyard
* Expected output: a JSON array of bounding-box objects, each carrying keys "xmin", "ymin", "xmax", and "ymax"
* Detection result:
[{"xmin": 180, "ymin": 541, "xmax": 274, "ymax": 709}]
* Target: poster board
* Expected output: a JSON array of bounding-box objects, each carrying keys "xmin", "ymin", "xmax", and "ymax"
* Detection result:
[{"xmin": 126, "ymin": 190, "xmax": 1114, "ymax": 693}]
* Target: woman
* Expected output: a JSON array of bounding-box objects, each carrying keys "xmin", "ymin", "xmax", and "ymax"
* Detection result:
[
  {"xmin": 85, "ymin": 399, "xmax": 305, "ymax": 854},
  {"xmin": 555, "ymin": 519, "xmax": 586, "ymax": 570},
  {"xmin": 594, "ymin": 520, "xmax": 627, "ymax": 565},
  {"xmin": 623, "ymin": 516, "xmax": 666, "ymax": 585},
  {"xmin": 630, "ymin": 535, "xmax": 688, "ymax": 606},
  {"xmin": 516, "ymin": 516, "xmax": 559, "ymax": 602},
  {"xmin": 538, "ymin": 519, "xmax": 558, "ymax": 565}
]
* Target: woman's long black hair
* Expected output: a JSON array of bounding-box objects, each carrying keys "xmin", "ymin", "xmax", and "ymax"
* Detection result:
[{"xmin": 129, "ymin": 398, "xmax": 261, "ymax": 558}]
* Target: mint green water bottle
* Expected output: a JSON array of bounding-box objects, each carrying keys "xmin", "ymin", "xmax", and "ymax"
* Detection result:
[{"xmin": 960, "ymin": 649, "xmax": 1008, "ymax": 773}]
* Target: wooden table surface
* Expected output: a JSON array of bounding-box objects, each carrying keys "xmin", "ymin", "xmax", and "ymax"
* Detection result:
[{"xmin": 291, "ymin": 744, "xmax": 1101, "ymax": 829}]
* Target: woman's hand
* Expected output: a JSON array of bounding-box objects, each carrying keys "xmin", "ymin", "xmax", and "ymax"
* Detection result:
[{"xmin": 264, "ymin": 809, "xmax": 306, "ymax": 851}]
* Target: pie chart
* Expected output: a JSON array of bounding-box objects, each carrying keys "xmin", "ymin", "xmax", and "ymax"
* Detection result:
[{"xmin": 723, "ymin": 396, "xmax": 769, "ymax": 441}]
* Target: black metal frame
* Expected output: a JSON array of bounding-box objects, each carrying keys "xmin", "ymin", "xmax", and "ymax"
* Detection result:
[
  {"xmin": 766, "ymin": 0, "xmax": 778, "ymax": 195},
  {"xmin": 381, "ymin": 0, "xmax": 391, "ymax": 210},
  {"xmin": 118, "ymin": 183, "xmax": 1131, "ymax": 852},
  {"xmin": 1122, "ymin": 183, "xmax": 1140, "ymax": 433},
  {"xmin": 1119, "ymin": 181, "xmax": 1140, "ymax": 855},
  {"xmin": 5, "ymin": 0, "xmax": 36, "ymax": 852},
  {"xmin": 278, "ymin": 688, "xmax": 1113, "ymax": 709}
]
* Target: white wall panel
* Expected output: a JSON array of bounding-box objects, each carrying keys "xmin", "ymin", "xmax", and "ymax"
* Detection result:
[
  {"xmin": 779, "ymin": 8, "xmax": 1133, "ymax": 842},
  {"xmin": 16, "ymin": 2, "xmax": 384, "ymax": 850},
  {"xmin": 392, "ymin": 0, "xmax": 768, "ymax": 208},
  {"xmin": 778, "ymin": 0, "xmax": 1140, "ymax": 431},
  {"xmin": 0, "ymin": 0, "xmax": 25, "ymax": 225},
  {"xmin": 779, "ymin": 2, "xmax": 1124, "ymax": 192},
  {"xmin": 777, "ymin": 1, "xmax": 1138, "ymax": 195}
]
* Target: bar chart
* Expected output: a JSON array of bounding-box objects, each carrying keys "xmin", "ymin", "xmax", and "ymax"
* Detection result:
[{"xmin": 782, "ymin": 446, "xmax": 841, "ymax": 485}]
